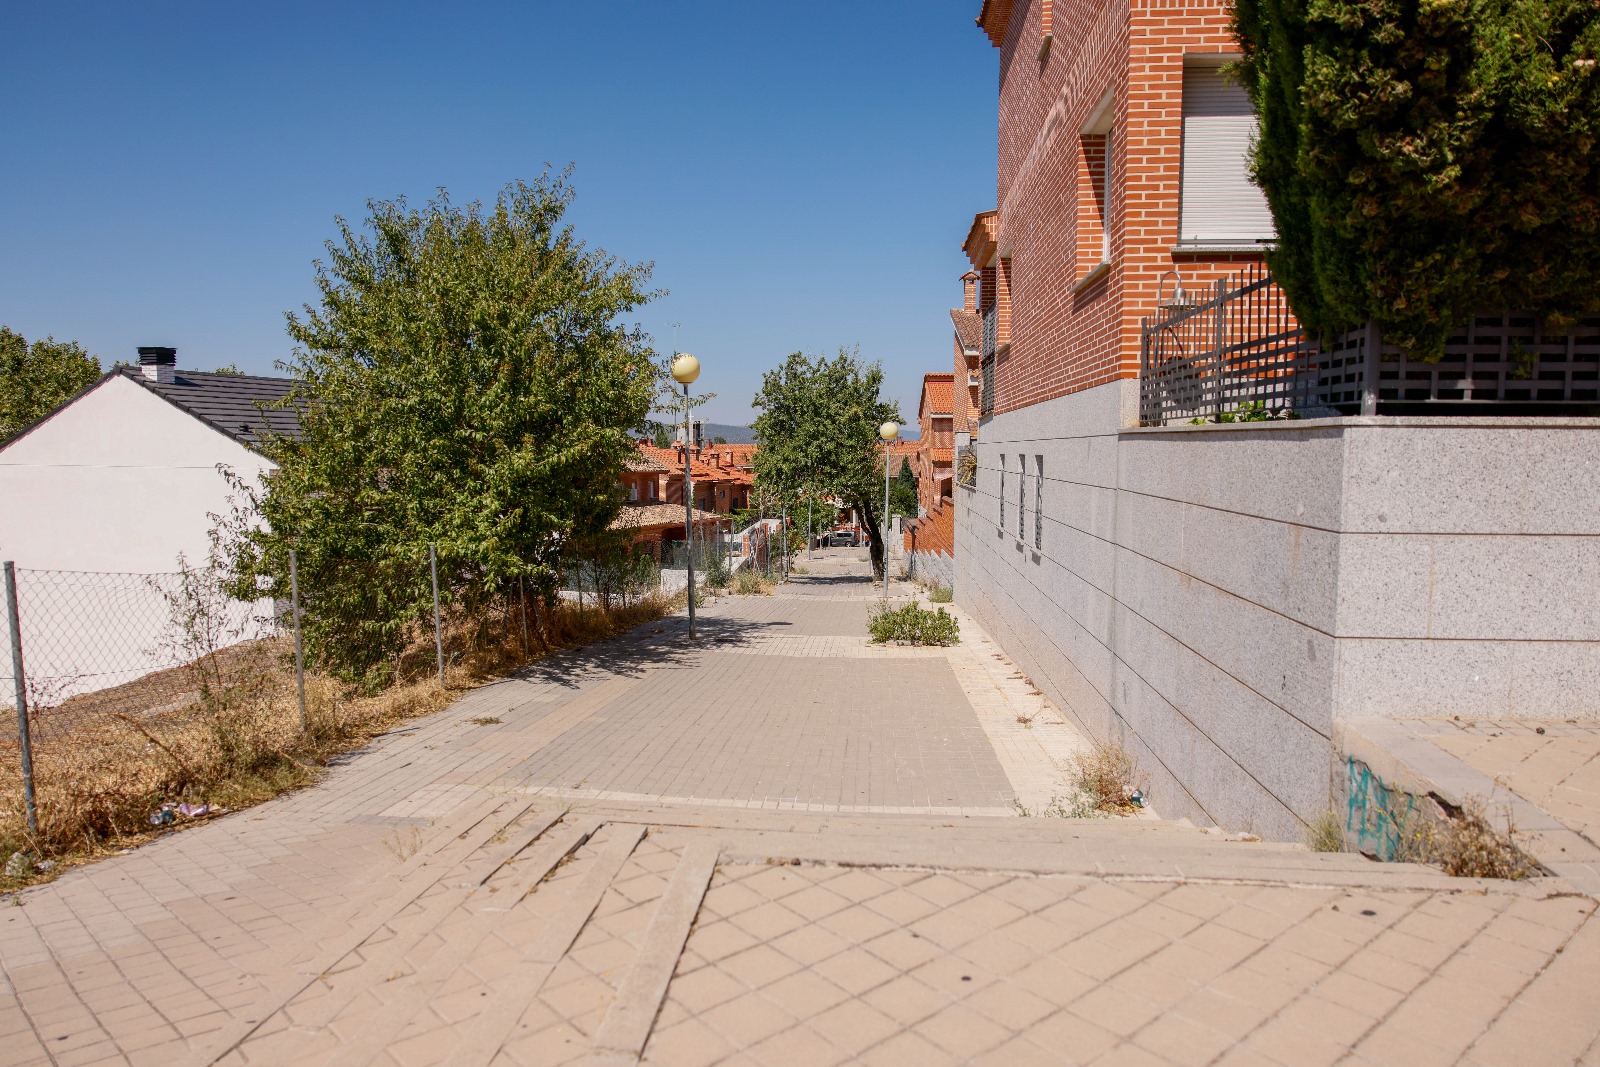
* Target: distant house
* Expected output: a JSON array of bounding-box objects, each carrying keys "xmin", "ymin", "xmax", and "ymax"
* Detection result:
[
  {"xmin": 0, "ymin": 348, "xmax": 300, "ymax": 573},
  {"xmin": 912, "ymin": 373, "xmax": 955, "ymax": 511},
  {"xmin": 0, "ymin": 348, "xmax": 301, "ymax": 703}
]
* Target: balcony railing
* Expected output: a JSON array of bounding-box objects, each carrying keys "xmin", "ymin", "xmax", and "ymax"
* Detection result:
[{"xmin": 1137, "ymin": 264, "xmax": 1600, "ymax": 425}]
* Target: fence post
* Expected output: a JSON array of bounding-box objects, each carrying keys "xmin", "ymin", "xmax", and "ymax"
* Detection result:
[
  {"xmin": 1212, "ymin": 277, "xmax": 1228, "ymax": 421},
  {"xmin": 429, "ymin": 544, "xmax": 444, "ymax": 687},
  {"xmin": 3, "ymin": 561, "xmax": 38, "ymax": 837},
  {"xmin": 289, "ymin": 550, "xmax": 307, "ymax": 733},
  {"xmin": 518, "ymin": 576, "xmax": 530, "ymax": 658},
  {"xmin": 1361, "ymin": 318, "xmax": 1382, "ymax": 416}
]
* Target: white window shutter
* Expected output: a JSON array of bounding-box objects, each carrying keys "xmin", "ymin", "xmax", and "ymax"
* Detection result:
[{"xmin": 1178, "ymin": 66, "xmax": 1275, "ymax": 246}]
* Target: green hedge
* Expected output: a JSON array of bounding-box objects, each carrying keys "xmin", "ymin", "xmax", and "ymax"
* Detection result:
[{"xmin": 1232, "ymin": 0, "xmax": 1600, "ymax": 356}]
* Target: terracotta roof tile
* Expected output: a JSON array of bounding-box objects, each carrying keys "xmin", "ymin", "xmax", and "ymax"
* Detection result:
[
  {"xmin": 950, "ymin": 309, "xmax": 981, "ymax": 354},
  {"xmin": 920, "ymin": 374, "xmax": 955, "ymax": 418}
]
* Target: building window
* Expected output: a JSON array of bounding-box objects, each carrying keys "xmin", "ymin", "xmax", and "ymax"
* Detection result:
[
  {"xmin": 1034, "ymin": 455, "xmax": 1044, "ymax": 549},
  {"xmin": 1077, "ymin": 134, "xmax": 1109, "ymax": 277},
  {"xmin": 1017, "ymin": 454, "xmax": 1025, "ymax": 536},
  {"xmin": 1178, "ymin": 61, "xmax": 1275, "ymax": 248},
  {"xmin": 628, "ymin": 481, "xmax": 639, "ymax": 502},
  {"xmin": 999, "ymin": 455, "xmax": 1006, "ymax": 531}
]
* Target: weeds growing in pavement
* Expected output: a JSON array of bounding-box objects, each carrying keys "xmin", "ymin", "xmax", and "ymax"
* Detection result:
[
  {"xmin": 382, "ymin": 825, "xmax": 425, "ymax": 862},
  {"xmin": 1070, "ymin": 738, "xmax": 1147, "ymax": 815},
  {"xmin": 1431, "ymin": 798, "xmax": 1537, "ymax": 879},
  {"xmin": 1306, "ymin": 810, "xmax": 1346, "ymax": 853},
  {"xmin": 1403, "ymin": 796, "xmax": 1537, "ymax": 879},
  {"xmin": 926, "ymin": 584, "xmax": 953, "ymax": 603},
  {"xmin": 867, "ymin": 602, "xmax": 960, "ymax": 645},
  {"xmin": 732, "ymin": 570, "xmax": 775, "ymax": 596},
  {"xmin": 1012, "ymin": 794, "xmax": 1095, "ymax": 818}
]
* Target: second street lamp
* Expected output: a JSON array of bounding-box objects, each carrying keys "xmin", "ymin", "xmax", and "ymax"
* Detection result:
[
  {"xmin": 672, "ymin": 352, "xmax": 701, "ymax": 640},
  {"xmin": 879, "ymin": 420, "xmax": 898, "ymax": 598}
]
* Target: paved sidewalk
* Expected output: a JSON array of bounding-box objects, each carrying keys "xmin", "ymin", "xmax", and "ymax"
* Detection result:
[{"xmin": 0, "ymin": 550, "xmax": 1596, "ymax": 1066}]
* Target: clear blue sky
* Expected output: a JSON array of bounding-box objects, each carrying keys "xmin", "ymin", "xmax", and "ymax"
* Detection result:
[{"xmin": 1, "ymin": 2, "xmax": 996, "ymax": 426}]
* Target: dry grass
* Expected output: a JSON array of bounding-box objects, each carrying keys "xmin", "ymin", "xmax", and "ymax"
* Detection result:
[
  {"xmin": 1306, "ymin": 810, "xmax": 1346, "ymax": 853},
  {"xmin": 732, "ymin": 570, "xmax": 775, "ymax": 596},
  {"xmin": 1402, "ymin": 796, "xmax": 1537, "ymax": 880},
  {"xmin": 0, "ymin": 591, "xmax": 675, "ymax": 889},
  {"xmin": 1070, "ymin": 738, "xmax": 1147, "ymax": 815}
]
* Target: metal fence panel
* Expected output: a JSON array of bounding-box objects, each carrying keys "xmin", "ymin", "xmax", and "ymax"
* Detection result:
[{"xmin": 1139, "ymin": 265, "xmax": 1600, "ymax": 425}]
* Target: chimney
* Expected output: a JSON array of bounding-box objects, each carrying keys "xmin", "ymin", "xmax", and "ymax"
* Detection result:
[
  {"xmin": 961, "ymin": 271, "xmax": 980, "ymax": 312},
  {"xmin": 138, "ymin": 346, "xmax": 177, "ymax": 384}
]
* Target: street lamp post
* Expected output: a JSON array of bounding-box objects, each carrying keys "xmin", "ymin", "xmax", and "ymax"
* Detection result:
[
  {"xmin": 672, "ymin": 353, "xmax": 701, "ymax": 640},
  {"xmin": 879, "ymin": 421, "xmax": 898, "ymax": 598}
]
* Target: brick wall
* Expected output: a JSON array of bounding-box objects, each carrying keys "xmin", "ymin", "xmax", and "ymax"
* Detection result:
[
  {"xmin": 978, "ymin": 0, "xmax": 1266, "ymax": 418},
  {"xmin": 903, "ymin": 495, "xmax": 955, "ymax": 557}
]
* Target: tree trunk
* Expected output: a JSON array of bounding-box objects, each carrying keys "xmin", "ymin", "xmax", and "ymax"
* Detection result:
[{"xmin": 856, "ymin": 497, "xmax": 885, "ymax": 580}]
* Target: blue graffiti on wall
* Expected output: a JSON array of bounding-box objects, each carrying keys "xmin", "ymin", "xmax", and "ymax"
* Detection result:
[{"xmin": 1345, "ymin": 757, "xmax": 1424, "ymax": 861}]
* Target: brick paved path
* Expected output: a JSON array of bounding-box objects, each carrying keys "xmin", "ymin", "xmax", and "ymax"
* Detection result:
[{"xmin": 2, "ymin": 550, "xmax": 1597, "ymax": 1066}]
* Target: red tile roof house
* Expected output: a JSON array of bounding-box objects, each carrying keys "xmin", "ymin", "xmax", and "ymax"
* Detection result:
[
  {"xmin": 954, "ymin": 0, "xmax": 1600, "ymax": 842},
  {"xmin": 612, "ymin": 451, "xmax": 723, "ymax": 551},
  {"xmin": 902, "ymin": 375, "xmax": 958, "ymax": 590}
]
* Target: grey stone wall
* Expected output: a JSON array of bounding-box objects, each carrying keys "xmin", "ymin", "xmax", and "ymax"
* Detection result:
[
  {"xmin": 956, "ymin": 381, "xmax": 1600, "ymax": 841},
  {"xmin": 907, "ymin": 550, "xmax": 954, "ymax": 593}
]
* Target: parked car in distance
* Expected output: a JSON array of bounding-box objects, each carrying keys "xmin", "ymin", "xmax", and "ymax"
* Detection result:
[{"xmin": 827, "ymin": 530, "xmax": 858, "ymax": 547}]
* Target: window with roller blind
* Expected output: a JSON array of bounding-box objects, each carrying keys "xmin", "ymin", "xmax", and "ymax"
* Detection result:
[{"xmin": 1177, "ymin": 61, "xmax": 1275, "ymax": 250}]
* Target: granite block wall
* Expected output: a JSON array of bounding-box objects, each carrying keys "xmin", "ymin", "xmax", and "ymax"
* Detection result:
[{"xmin": 956, "ymin": 380, "xmax": 1600, "ymax": 840}]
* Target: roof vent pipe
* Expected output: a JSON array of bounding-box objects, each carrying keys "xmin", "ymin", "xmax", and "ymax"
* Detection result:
[{"xmin": 138, "ymin": 346, "xmax": 177, "ymax": 385}]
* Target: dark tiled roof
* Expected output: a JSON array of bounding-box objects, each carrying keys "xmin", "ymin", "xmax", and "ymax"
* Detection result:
[
  {"xmin": 120, "ymin": 367, "xmax": 304, "ymax": 447},
  {"xmin": 950, "ymin": 309, "xmax": 981, "ymax": 354}
]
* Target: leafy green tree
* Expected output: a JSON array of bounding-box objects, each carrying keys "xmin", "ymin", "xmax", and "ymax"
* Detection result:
[
  {"xmin": 713, "ymin": 435, "xmax": 727, "ymax": 444},
  {"xmin": 229, "ymin": 176, "xmax": 659, "ymax": 685},
  {"xmin": 1233, "ymin": 0, "xmax": 1600, "ymax": 355},
  {"xmin": 890, "ymin": 458, "xmax": 918, "ymax": 520},
  {"xmin": 750, "ymin": 349, "xmax": 900, "ymax": 579},
  {"xmin": 0, "ymin": 328, "xmax": 101, "ymax": 442}
]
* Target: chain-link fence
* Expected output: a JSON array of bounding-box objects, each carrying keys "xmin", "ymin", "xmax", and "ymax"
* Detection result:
[
  {"xmin": 2, "ymin": 540, "xmax": 693, "ymax": 856},
  {"xmin": 2, "ymin": 558, "xmax": 287, "ymax": 845}
]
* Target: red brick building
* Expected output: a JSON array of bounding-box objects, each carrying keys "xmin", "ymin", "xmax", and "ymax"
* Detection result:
[
  {"xmin": 913, "ymin": 373, "xmax": 955, "ymax": 512},
  {"xmin": 951, "ymin": 271, "xmax": 982, "ymax": 456},
  {"xmin": 966, "ymin": 0, "xmax": 1272, "ymax": 414}
]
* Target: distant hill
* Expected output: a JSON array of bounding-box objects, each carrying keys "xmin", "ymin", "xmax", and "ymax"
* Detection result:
[{"xmin": 702, "ymin": 422, "xmax": 757, "ymax": 444}]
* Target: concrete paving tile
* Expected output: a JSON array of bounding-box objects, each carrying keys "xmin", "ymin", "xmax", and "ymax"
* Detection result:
[
  {"xmin": 698, "ymin": 990, "xmax": 797, "ymax": 1048},
  {"xmin": 858, "ymin": 1028, "xmax": 960, "ymax": 1067},
  {"xmin": 746, "ymin": 1022, "xmax": 850, "ymax": 1067},
  {"xmin": 641, "ymin": 1016, "xmax": 736, "ymax": 1067}
]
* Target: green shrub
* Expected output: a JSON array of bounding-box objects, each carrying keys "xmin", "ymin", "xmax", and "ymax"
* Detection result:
[
  {"xmin": 1232, "ymin": 0, "xmax": 1600, "ymax": 355},
  {"xmin": 927, "ymin": 584, "xmax": 953, "ymax": 603},
  {"xmin": 868, "ymin": 603, "xmax": 960, "ymax": 645}
]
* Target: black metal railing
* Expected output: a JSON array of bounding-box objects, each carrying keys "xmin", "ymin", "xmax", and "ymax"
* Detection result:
[{"xmin": 1138, "ymin": 264, "xmax": 1600, "ymax": 425}]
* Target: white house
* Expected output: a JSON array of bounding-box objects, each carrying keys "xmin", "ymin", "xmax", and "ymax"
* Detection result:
[{"xmin": 0, "ymin": 347, "xmax": 301, "ymax": 704}]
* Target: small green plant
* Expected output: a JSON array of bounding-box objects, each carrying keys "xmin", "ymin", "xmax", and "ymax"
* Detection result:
[
  {"xmin": 867, "ymin": 603, "xmax": 960, "ymax": 645},
  {"xmin": 926, "ymin": 584, "xmax": 953, "ymax": 604},
  {"xmin": 1189, "ymin": 401, "xmax": 1300, "ymax": 425},
  {"xmin": 467, "ymin": 716, "xmax": 502, "ymax": 726},
  {"xmin": 1306, "ymin": 810, "xmax": 1345, "ymax": 853},
  {"xmin": 1012, "ymin": 794, "xmax": 1095, "ymax": 818}
]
